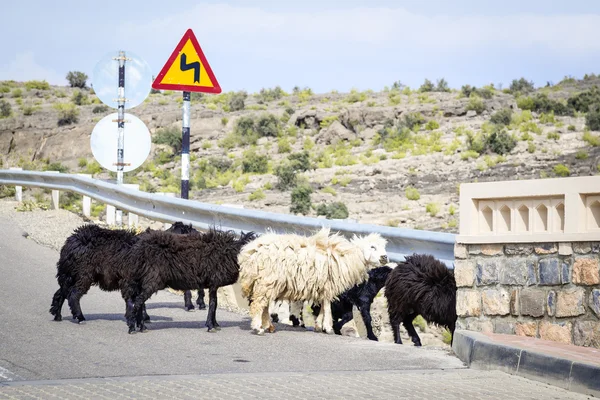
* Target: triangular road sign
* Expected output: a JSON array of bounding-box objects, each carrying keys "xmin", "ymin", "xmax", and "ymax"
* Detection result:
[{"xmin": 152, "ymin": 29, "xmax": 221, "ymax": 93}]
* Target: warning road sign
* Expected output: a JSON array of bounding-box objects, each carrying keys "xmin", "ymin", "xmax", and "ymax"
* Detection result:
[{"xmin": 152, "ymin": 29, "xmax": 221, "ymax": 93}]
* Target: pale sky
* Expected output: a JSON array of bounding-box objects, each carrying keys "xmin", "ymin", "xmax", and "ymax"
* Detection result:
[{"xmin": 1, "ymin": 0, "xmax": 600, "ymax": 94}]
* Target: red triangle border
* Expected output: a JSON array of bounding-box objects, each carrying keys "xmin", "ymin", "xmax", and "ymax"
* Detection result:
[{"xmin": 152, "ymin": 29, "xmax": 222, "ymax": 94}]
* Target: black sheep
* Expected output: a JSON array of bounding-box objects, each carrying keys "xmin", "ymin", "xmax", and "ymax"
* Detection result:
[
  {"xmin": 49, "ymin": 222, "xmax": 197, "ymax": 323},
  {"xmin": 122, "ymin": 228, "xmax": 257, "ymax": 334},
  {"xmin": 384, "ymin": 253, "xmax": 456, "ymax": 346}
]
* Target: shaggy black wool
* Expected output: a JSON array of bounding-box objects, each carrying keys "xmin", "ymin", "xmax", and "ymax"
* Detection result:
[
  {"xmin": 122, "ymin": 228, "xmax": 257, "ymax": 334},
  {"xmin": 384, "ymin": 253, "xmax": 456, "ymax": 346}
]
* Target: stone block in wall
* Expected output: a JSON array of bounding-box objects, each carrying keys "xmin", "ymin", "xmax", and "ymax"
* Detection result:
[
  {"xmin": 534, "ymin": 243, "xmax": 557, "ymax": 254},
  {"xmin": 547, "ymin": 291, "xmax": 556, "ymax": 317},
  {"xmin": 505, "ymin": 244, "xmax": 533, "ymax": 256},
  {"xmin": 515, "ymin": 321, "xmax": 538, "ymax": 337},
  {"xmin": 482, "ymin": 289, "xmax": 510, "ymax": 316},
  {"xmin": 572, "ymin": 257, "xmax": 600, "ymax": 285},
  {"xmin": 558, "ymin": 243, "xmax": 573, "ymax": 256},
  {"xmin": 455, "ymin": 243, "xmax": 468, "ymax": 259},
  {"xmin": 469, "ymin": 244, "xmax": 503, "ymax": 256},
  {"xmin": 589, "ymin": 289, "xmax": 600, "ymax": 318},
  {"xmin": 465, "ymin": 317, "xmax": 493, "ymax": 333},
  {"xmin": 539, "ymin": 321, "xmax": 573, "ymax": 344},
  {"xmin": 520, "ymin": 289, "xmax": 546, "ymax": 317},
  {"xmin": 538, "ymin": 258, "xmax": 567, "ymax": 285},
  {"xmin": 454, "ymin": 260, "xmax": 475, "ymax": 287},
  {"xmin": 494, "ymin": 320, "xmax": 516, "ymax": 335},
  {"xmin": 476, "ymin": 260, "xmax": 499, "ymax": 285},
  {"xmin": 510, "ymin": 289, "xmax": 519, "ymax": 315},
  {"xmin": 499, "ymin": 257, "xmax": 535, "ymax": 286},
  {"xmin": 556, "ymin": 287, "xmax": 586, "ymax": 318},
  {"xmin": 456, "ymin": 290, "xmax": 481, "ymax": 317},
  {"xmin": 573, "ymin": 242, "xmax": 592, "ymax": 254},
  {"xmin": 573, "ymin": 321, "xmax": 600, "ymax": 348}
]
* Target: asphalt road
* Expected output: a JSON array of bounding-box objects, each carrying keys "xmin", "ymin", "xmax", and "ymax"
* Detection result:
[{"xmin": 0, "ymin": 218, "xmax": 464, "ymax": 382}]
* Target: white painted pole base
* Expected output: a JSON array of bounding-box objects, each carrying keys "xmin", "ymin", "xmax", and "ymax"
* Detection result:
[
  {"xmin": 9, "ymin": 167, "xmax": 22, "ymax": 202},
  {"xmin": 106, "ymin": 205, "xmax": 116, "ymax": 225},
  {"xmin": 78, "ymin": 174, "xmax": 92, "ymax": 217},
  {"xmin": 44, "ymin": 171, "xmax": 60, "ymax": 210},
  {"xmin": 124, "ymin": 184, "xmax": 140, "ymax": 228}
]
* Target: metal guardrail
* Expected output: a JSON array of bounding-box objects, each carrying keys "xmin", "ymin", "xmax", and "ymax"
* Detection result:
[{"xmin": 0, "ymin": 170, "xmax": 457, "ymax": 266}]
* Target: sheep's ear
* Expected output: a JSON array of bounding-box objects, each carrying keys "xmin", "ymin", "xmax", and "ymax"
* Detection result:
[{"xmin": 362, "ymin": 244, "xmax": 373, "ymax": 262}]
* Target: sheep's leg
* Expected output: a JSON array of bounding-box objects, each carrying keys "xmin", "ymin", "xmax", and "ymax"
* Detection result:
[
  {"xmin": 184, "ymin": 290, "xmax": 195, "ymax": 311},
  {"xmin": 142, "ymin": 303, "xmax": 150, "ymax": 322},
  {"xmin": 332, "ymin": 310, "xmax": 353, "ymax": 335},
  {"xmin": 125, "ymin": 298, "xmax": 137, "ymax": 334},
  {"xmin": 68, "ymin": 288, "xmax": 86, "ymax": 323},
  {"xmin": 403, "ymin": 314, "xmax": 422, "ymax": 347},
  {"xmin": 289, "ymin": 301, "xmax": 305, "ymax": 328},
  {"xmin": 389, "ymin": 313, "xmax": 403, "ymax": 344},
  {"xmin": 358, "ymin": 303, "xmax": 378, "ymax": 341},
  {"xmin": 322, "ymin": 300, "xmax": 334, "ymax": 334},
  {"xmin": 249, "ymin": 297, "xmax": 269, "ymax": 335},
  {"xmin": 205, "ymin": 288, "xmax": 219, "ymax": 332},
  {"xmin": 50, "ymin": 288, "xmax": 66, "ymax": 321},
  {"xmin": 196, "ymin": 288, "xmax": 206, "ymax": 310},
  {"xmin": 261, "ymin": 307, "xmax": 275, "ymax": 333},
  {"xmin": 134, "ymin": 293, "xmax": 151, "ymax": 333}
]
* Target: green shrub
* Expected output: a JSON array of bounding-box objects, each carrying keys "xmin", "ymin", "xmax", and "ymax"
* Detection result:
[
  {"xmin": 527, "ymin": 142, "xmax": 536, "ymax": 153},
  {"xmin": 585, "ymin": 107, "xmax": 600, "ymax": 131},
  {"xmin": 520, "ymin": 93, "xmax": 572, "ymax": 116},
  {"xmin": 405, "ymin": 186, "xmax": 420, "ymax": 200},
  {"xmin": 221, "ymin": 117, "xmax": 229, "ymax": 126},
  {"xmin": 435, "ymin": 78, "xmax": 450, "ymax": 92},
  {"xmin": 490, "ymin": 108, "xmax": 513, "ymax": 126},
  {"xmin": 321, "ymin": 186, "xmax": 337, "ymax": 196},
  {"xmin": 78, "ymin": 158, "xmax": 88, "ymax": 168},
  {"xmin": 155, "ymin": 150, "xmax": 173, "ymax": 164},
  {"xmin": 460, "ymin": 150, "xmax": 480, "ymax": 160},
  {"xmin": 228, "ymin": 91, "xmax": 247, "ymax": 111},
  {"xmin": 25, "ymin": 80, "xmax": 50, "ymax": 90},
  {"xmin": 256, "ymin": 86, "xmax": 286, "ymax": 104},
  {"xmin": 346, "ymin": 89, "xmax": 367, "ymax": 103},
  {"xmin": 92, "ymin": 105, "xmax": 109, "ymax": 114},
  {"xmin": 320, "ymin": 115, "xmax": 339, "ymax": 128},
  {"xmin": 71, "ymin": 90, "xmax": 89, "ymax": 106},
  {"xmin": 425, "ymin": 120, "xmax": 440, "ymax": 131},
  {"xmin": 448, "ymin": 204, "xmax": 456, "ymax": 215},
  {"xmin": 43, "ymin": 162, "xmax": 69, "ymax": 173},
  {"xmin": 0, "ymin": 185, "xmax": 16, "ymax": 199},
  {"xmin": 248, "ymin": 188, "xmax": 266, "ymax": 201},
  {"xmin": 419, "ymin": 79, "xmax": 435, "ymax": 92},
  {"xmin": 568, "ymin": 124, "xmax": 576, "ymax": 131},
  {"xmin": 0, "ymin": 86, "xmax": 10, "ymax": 93},
  {"xmin": 315, "ymin": 201, "xmax": 349, "ymax": 219},
  {"xmin": 256, "ymin": 113, "xmax": 280, "ymax": 137},
  {"xmin": 85, "ymin": 160, "xmax": 103, "ymax": 176},
  {"xmin": 426, "ymin": 202, "xmax": 440, "ymax": 217},
  {"xmin": 66, "ymin": 71, "xmax": 88, "ymax": 88},
  {"xmin": 516, "ymin": 96, "xmax": 535, "ymax": 111},
  {"xmin": 152, "ymin": 126, "xmax": 182, "ymax": 154},
  {"xmin": 575, "ymin": 150, "xmax": 589, "ymax": 160},
  {"xmin": 278, "ymin": 137, "xmax": 291, "ymax": 153},
  {"xmin": 547, "ymin": 131, "xmax": 560, "ymax": 140},
  {"xmin": 241, "ymin": 149, "xmax": 268, "ymax": 173},
  {"xmin": 290, "ymin": 183, "xmax": 312, "ymax": 215},
  {"xmin": 583, "ymin": 130, "xmax": 600, "ymax": 146},
  {"xmin": 509, "ymin": 77, "xmax": 535, "ymax": 94},
  {"xmin": 0, "ymin": 100, "xmax": 11, "ymax": 118},
  {"xmin": 288, "ymin": 151, "xmax": 312, "ymax": 172},
  {"xmin": 567, "ymin": 86, "xmax": 600, "ymax": 112},
  {"xmin": 11, "ymin": 88, "xmax": 22, "ymax": 98},
  {"xmin": 53, "ymin": 103, "xmax": 79, "ymax": 126},
  {"xmin": 466, "ymin": 95, "xmax": 486, "ymax": 114},
  {"xmin": 486, "ymin": 130, "xmax": 517, "ymax": 155},
  {"xmin": 275, "ymin": 163, "xmax": 297, "ymax": 190},
  {"xmin": 539, "ymin": 111, "xmax": 556, "ymax": 124},
  {"xmin": 554, "ymin": 164, "xmax": 570, "ymax": 177},
  {"xmin": 461, "ymin": 85, "xmax": 493, "ymax": 99}
]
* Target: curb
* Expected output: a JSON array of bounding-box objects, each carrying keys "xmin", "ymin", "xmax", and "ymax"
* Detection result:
[{"xmin": 452, "ymin": 330, "xmax": 600, "ymax": 397}]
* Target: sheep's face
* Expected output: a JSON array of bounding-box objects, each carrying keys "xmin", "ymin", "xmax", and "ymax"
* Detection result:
[{"xmin": 355, "ymin": 234, "xmax": 388, "ymax": 266}]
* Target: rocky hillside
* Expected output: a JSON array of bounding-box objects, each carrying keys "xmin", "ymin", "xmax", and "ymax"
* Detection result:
[{"xmin": 1, "ymin": 77, "xmax": 599, "ymax": 233}]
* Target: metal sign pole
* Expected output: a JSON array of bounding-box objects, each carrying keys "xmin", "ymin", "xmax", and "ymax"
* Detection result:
[
  {"xmin": 181, "ymin": 91, "xmax": 190, "ymax": 200},
  {"xmin": 115, "ymin": 50, "xmax": 127, "ymax": 226}
]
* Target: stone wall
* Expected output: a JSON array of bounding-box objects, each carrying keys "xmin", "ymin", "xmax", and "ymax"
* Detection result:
[{"xmin": 454, "ymin": 242, "xmax": 600, "ymax": 348}]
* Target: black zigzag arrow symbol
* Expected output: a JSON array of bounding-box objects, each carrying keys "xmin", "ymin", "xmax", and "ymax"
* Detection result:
[{"xmin": 180, "ymin": 53, "xmax": 201, "ymax": 83}]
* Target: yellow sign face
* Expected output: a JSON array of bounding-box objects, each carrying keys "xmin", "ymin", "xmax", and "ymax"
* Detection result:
[{"xmin": 152, "ymin": 29, "xmax": 221, "ymax": 94}]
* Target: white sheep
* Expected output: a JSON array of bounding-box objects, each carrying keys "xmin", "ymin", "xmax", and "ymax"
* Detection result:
[{"xmin": 238, "ymin": 227, "xmax": 388, "ymax": 335}]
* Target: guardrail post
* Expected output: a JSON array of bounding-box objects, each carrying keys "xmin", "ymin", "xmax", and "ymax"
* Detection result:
[
  {"xmin": 106, "ymin": 205, "xmax": 116, "ymax": 225},
  {"xmin": 77, "ymin": 174, "xmax": 92, "ymax": 217},
  {"xmin": 124, "ymin": 184, "xmax": 140, "ymax": 228},
  {"xmin": 9, "ymin": 167, "xmax": 22, "ymax": 201},
  {"xmin": 45, "ymin": 171, "xmax": 60, "ymax": 210}
]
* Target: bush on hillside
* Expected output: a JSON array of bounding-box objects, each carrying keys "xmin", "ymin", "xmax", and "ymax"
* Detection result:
[{"xmin": 66, "ymin": 71, "xmax": 88, "ymax": 88}]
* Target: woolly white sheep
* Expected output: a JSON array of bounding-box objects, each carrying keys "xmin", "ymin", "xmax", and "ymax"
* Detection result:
[{"xmin": 238, "ymin": 227, "xmax": 388, "ymax": 335}]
